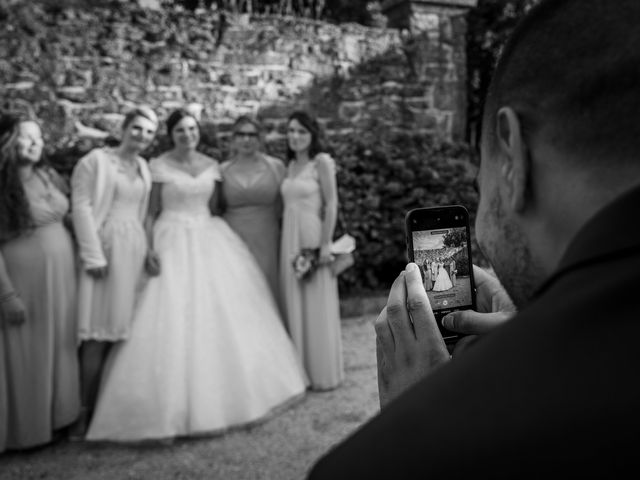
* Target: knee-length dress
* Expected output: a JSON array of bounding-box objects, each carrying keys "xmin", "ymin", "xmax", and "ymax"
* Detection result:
[
  {"xmin": 280, "ymin": 160, "xmax": 344, "ymax": 390},
  {"xmin": 85, "ymin": 157, "xmax": 307, "ymax": 442},
  {"xmin": 0, "ymin": 170, "xmax": 80, "ymax": 450},
  {"xmin": 71, "ymin": 148, "xmax": 150, "ymax": 341},
  {"xmin": 222, "ymin": 155, "xmax": 285, "ymax": 305}
]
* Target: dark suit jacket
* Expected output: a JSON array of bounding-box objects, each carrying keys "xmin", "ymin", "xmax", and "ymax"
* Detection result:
[{"xmin": 308, "ymin": 186, "xmax": 640, "ymax": 478}]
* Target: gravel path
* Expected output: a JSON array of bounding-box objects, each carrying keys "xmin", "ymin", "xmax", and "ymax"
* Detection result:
[{"xmin": 0, "ymin": 315, "xmax": 380, "ymax": 480}]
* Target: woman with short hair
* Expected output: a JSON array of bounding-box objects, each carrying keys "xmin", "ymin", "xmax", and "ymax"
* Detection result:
[
  {"xmin": 222, "ymin": 115, "xmax": 286, "ymax": 305},
  {"xmin": 70, "ymin": 105, "xmax": 159, "ymax": 436}
]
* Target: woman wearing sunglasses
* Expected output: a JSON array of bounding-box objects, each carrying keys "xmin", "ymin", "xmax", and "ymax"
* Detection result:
[{"xmin": 221, "ymin": 116, "xmax": 286, "ymax": 307}]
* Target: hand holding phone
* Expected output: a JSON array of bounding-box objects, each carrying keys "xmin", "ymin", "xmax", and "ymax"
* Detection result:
[
  {"xmin": 375, "ymin": 263, "xmax": 450, "ymax": 409},
  {"xmin": 405, "ymin": 205, "xmax": 477, "ymax": 345},
  {"xmin": 439, "ymin": 265, "xmax": 516, "ymax": 354},
  {"xmin": 442, "ymin": 265, "xmax": 515, "ymax": 334}
]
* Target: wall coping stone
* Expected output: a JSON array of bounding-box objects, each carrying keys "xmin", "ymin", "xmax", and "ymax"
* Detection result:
[{"xmin": 382, "ymin": 0, "xmax": 478, "ymax": 11}]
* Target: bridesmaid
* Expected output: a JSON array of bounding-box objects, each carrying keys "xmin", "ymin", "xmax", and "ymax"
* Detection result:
[
  {"xmin": 280, "ymin": 111, "xmax": 344, "ymax": 391},
  {"xmin": 0, "ymin": 114, "xmax": 80, "ymax": 451},
  {"xmin": 222, "ymin": 116, "xmax": 286, "ymax": 305},
  {"xmin": 70, "ymin": 105, "xmax": 158, "ymax": 435},
  {"xmin": 422, "ymin": 258, "xmax": 433, "ymax": 291}
]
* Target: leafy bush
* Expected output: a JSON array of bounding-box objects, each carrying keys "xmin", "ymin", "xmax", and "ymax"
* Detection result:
[
  {"xmin": 452, "ymin": 248, "xmax": 469, "ymax": 277},
  {"xmin": 466, "ymin": 0, "xmax": 541, "ymax": 144},
  {"xmin": 329, "ymin": 118, "xmax": 483, "ymax": 294}
]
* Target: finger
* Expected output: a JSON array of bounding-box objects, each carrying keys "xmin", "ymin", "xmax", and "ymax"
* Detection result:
[
  {"xmin": 472, "ymin": 264, "xmax": 494, "ymax": 284},
  {"xmin": 376, "ymin": 337, "xmax": 393, "ymax": 408},
  {"xmin": 375, "ymin": 334, "xmax": 387, "ymax": 370},
  {"xmin": 385, "ymin": 271, "xmax": 416, "ymax": 344},
  {"xmin": 472, "ymin": 264, "xmax": 502, "ymax": 292},
  {"xmin": 376, "ymin": 335, "xmax": 390, "ymax": 409},
  {"xmin": 403, "ymin": 263, "xmax": 438, "ymax": 340},
  {"xmin": 442, "ymin": 310, "xmax": 513, "ymax": 335},
  {"xmin": 374, "ymin": 307, "xmax": 395, "ymax": 356}
]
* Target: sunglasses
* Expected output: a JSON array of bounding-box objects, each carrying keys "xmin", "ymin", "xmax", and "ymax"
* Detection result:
[{"xmin": 234, "ymin": 131, "xmax": 259, "ymax": 138}]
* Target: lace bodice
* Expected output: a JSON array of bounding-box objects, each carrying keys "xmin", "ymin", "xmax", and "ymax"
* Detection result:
[
  {"xmin": 149, "ymin": 157, "xmax": 221, "ymax": 221},
  {"xmin": 106, "ymin": 171, "xmax": 146, "ymax": 221}
]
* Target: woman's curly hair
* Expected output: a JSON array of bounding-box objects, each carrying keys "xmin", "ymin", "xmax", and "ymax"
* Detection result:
[{"xmin": 0, "ymin": 113, "xmax": 39, "ymax": 243}]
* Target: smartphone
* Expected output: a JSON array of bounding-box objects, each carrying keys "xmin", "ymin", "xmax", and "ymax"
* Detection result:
[{"xmin": 405, "ymin": 205, "xmax": 477, "ymax": 344}]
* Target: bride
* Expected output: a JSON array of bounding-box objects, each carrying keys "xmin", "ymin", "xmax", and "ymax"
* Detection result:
[
  {"xmin": 86, "ymin": 109, "xmax": 307, "ymax": 442},
  {"xmin": 431, "ymin": 257, "xmax": 453, "ymax": 292}
]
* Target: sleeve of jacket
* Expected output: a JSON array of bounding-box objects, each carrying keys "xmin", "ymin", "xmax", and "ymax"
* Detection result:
[{"xmin": 71, "ymin": 150, "xmax": 108, "ymax": 269}]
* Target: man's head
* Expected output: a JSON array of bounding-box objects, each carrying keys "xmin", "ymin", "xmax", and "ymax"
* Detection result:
[{"xmin": 476, "ymin": 0, "xmax": 640, "ymax": 306}]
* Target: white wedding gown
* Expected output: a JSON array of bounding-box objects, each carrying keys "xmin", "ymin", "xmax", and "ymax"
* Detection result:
[
  {"xmin": 86, "ymin": 158, "xmax": 307, "ymax": 442},
  {"xmin": 432, "ymin": 263, "xmax": 453, "ymax": 292}
]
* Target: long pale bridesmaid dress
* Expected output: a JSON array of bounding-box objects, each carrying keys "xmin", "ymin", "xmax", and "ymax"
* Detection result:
[
  {"xmin": 280, "ymin": 159, "xmax": 344, "ymax": 390},
  {"xmin": 0, "ymin": 169, "xmax": 80, "ymax": 450}
]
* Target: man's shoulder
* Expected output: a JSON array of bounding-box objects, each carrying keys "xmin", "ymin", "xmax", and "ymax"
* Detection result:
[{"xmin": 310, "ymin": 250, "xmax": 640, "ymax": 478}]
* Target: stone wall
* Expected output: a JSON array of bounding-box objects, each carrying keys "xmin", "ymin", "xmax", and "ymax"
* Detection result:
[{"xmin": 0, "ymin": 1, "xmax": 472, "ymax": 161}]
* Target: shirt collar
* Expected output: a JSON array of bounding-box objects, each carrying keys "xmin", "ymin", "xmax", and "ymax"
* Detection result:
[{"xmin": 534, "ymin": 184, "xmax": 640, "ymax": 297}]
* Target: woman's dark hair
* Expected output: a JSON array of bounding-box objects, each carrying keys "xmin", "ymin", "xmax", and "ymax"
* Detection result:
[
  {"xmin": 166, "ymin": 108, "xmax": 200, "ymax": 147},
  {"xmin": 232, "ymin": 115, "xmax": 262, "ymax": 135},
  {"xmin": 229, "ymin": 115, "xmax": 264, "ymax": 158},
  {"xmin": 0, "ymin": 113, "xmax": 40, "ymax": 242},
  {"xmin": 286, "ymin": 110, "xmax": 324, "ymax": 161}
]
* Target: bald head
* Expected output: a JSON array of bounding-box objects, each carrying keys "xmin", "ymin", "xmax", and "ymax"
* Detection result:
[{"xmin": 483, "ymin": 0, "xmax": 640, "ymax": 165}]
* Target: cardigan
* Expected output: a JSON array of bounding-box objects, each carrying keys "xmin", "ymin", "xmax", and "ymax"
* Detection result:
[
  {"xmin": 70, "ymin": 148, "xmax": 151, "ymax": 336},
  {"xmin": 71, "ymin": 147, "xmax": 151, "ymax": 269}
]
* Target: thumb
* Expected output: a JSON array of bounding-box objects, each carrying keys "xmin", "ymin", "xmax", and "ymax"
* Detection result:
[{"xmin": 442, "ymin": 309, "xmax": 514, "ymax": 335}]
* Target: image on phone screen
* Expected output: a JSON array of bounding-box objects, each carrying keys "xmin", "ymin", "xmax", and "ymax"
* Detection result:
[{"xmin": 411, "ymin": 227, "xmax": 473, "ymax": 313}]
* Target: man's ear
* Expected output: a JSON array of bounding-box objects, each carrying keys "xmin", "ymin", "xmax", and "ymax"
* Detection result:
[{"xmin": 495, "ymin": 107, "xmax": 530, "ymax": 213}]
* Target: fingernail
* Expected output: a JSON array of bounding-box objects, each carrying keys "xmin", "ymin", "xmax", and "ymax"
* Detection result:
[
  {"xmin": 405, "ymin": 263, "xmax": 418, "ymax": 273},
  {"xmin": 442, "ymin": 314, "xmax": 453, "ymax": 329}
]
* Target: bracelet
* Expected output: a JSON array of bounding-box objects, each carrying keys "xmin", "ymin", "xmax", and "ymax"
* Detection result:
[{"xmin": 0, "ymin": 291, "xmax": 17, "ymax": 303}]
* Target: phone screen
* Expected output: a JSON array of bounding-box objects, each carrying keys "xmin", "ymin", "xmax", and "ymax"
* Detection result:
[
  {"xmin": 405, "ymin": 206, "xmax": 476, "ymax": 343},
  {"xmin": 411, "ymin": 227, "xmax": 473, "ymax": 312}
]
